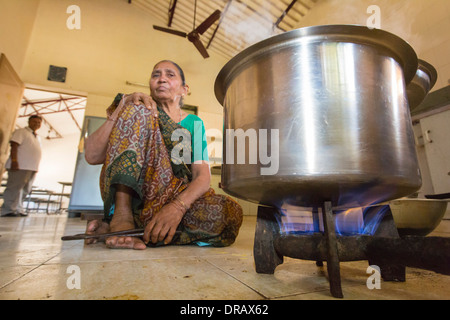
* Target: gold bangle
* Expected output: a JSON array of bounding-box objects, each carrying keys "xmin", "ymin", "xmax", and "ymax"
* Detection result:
[
  {"xmin": 171, "ymin": 201, "xmax": 184, "ymax": 214},
  {"xmin": 175, "ymin": 196, "xmax": 189, "ymax": 212}
]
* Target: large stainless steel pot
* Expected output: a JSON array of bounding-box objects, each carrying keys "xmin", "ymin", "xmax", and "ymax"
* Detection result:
[{"xmin": 215, "ymin": 25, "xmax": 421, "ymax": 209}]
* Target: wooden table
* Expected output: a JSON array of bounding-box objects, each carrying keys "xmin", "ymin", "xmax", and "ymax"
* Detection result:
[{"xmin": 57, "ymin": 181, "xmax": 72, "ymax": 212}]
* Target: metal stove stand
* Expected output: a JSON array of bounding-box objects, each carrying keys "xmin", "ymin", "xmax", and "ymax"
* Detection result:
[{"xmin": 253, "ymin": 201, "xmax": 450, "ymax": 298}]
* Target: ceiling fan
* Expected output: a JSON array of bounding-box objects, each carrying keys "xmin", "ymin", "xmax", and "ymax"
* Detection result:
[{"xmin": 153, "ymin": 1, "xmax": 221, "ymax": 58}]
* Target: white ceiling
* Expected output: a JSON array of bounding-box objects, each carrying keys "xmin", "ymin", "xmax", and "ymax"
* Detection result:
[
  {"xmin": 132, "ymin": 0, "xmax": 320, "ymax": 60},
  {"xmin": 17, "ymin": 88, "xmax": 86, "ymax": 139},
  {"xmin": 16, "ymin": 1, "xmax": 320, "ymax": 140}
]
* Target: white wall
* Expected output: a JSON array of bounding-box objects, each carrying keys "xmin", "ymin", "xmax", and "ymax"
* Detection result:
[
  {"xmin": 33, "ymin": 133, "xmax": 80, "ymax": 192},
  {"xmin": 0, "ymin": 0, "xmax": 40, "ymax": 75}
]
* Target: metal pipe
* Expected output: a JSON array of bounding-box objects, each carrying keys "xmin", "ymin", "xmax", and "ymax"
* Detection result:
[{"xmin": 274, "ymin": 234, "xmax": 450, "ymax": 276}]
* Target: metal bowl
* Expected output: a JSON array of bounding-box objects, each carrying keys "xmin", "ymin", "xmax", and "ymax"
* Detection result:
[{"xmin": 390, "ymin": 199, "xmax": 448, "ymax": 236}]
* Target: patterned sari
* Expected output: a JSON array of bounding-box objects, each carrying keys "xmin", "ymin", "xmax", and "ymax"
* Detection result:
[{"xmin": 99, "ymin": 102, "xmax": 243, "ymax": 247}]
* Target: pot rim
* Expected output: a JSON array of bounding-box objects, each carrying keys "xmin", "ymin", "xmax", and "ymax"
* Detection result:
[
  {"xmin": 390, "ymin": 198, "xmax": 450, "ymax": 203},
  {"xmin": 417, "ymin": 59, "xmax": 438, "ymax": 89},
  {"xmin": 215, "ymin": 24, "xmax": 418, "ymax": 104}
]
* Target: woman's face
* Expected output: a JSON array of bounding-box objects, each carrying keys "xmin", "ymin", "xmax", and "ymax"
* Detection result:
[{"xmin": 150, "ymin": 61, "xmax": 187, "ymax": 104}]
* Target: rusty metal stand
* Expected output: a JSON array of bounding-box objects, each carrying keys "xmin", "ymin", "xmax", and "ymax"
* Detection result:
[
  {"xmin": 253, "ymin": 203, "xmax": 345, "ymax": 298},
  {"xmin": 312, "ymin": 207, "xmax": 324, "ymax": 267},
  {"xmin": 253, "ymin": 205, "xmax": 283, "ymax": 274},
  {"xmin": 253, "ymin": 203, "xmax": 344, "ymax": 298},
  {"xmin": 364, "ymin": 205, "xmax": 406, "ymax": 281},
  {"xmin": 322, "ymin": 201, "xmax": 344, "ymax": 298},
  {"xmin": 252, "ymin": 202, "xmax": 448, "ymax": 299}
]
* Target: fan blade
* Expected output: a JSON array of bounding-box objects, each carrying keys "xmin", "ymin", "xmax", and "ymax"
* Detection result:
[
  {"xmin": 195, "ymin": 10, "xmax": 221, "ymax": 35},
  {"xmin": 153, "ymin": 25, "xmax": 187, "ymax": 38},
  {"xmin": 192, "ymin": 37, "xmax": 209, "ymax": 58}
]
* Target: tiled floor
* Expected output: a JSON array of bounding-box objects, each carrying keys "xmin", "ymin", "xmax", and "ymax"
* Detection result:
[{"xmin": 0, "ymin": 214, "xmax": 449, "ymax": 300}]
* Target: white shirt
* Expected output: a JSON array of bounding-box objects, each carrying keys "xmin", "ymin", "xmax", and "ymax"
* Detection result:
[{"xmin": 5, "ymin": 127, "xmax": 42, "ymax": 171}]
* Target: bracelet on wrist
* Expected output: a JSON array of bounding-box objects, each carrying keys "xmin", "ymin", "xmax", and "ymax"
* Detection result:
[
  {"xmin": 174, "ymin": 196, "xmax": 189, "ymax": 212},
  {"xmin": 171, "ymin": 201, "xmax": 185, "ymax": 214}
]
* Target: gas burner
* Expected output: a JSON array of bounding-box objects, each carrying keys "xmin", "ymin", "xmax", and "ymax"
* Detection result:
[{"xmin": 253, "ymin": 202, "xmax": 450, "ymax": 298}]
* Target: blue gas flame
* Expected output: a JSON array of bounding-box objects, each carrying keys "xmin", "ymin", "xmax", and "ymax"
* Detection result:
[{"xmin": 279, "ymin": 202, "xmax": 391, "ymax": 236}]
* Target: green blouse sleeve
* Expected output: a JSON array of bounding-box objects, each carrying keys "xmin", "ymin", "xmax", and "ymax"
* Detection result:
[{"xmin": 180, "ymin": 115, "xmax": 209, "ymax": 163}]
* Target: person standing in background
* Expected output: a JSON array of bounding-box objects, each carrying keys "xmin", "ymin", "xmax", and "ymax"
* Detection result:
[{"xmin": 1, "ymin": 115, "xmax": 42, "ymax": 217}]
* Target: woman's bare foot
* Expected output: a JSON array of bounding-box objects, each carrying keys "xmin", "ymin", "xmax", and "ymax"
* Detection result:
[
  {"xmin": 87, "ymin": 185, "xmax": 146, "ymax": 250},
  {"xmin": 85, "ymin": 219, "xmax": 110, "ymax": 245},
  {"xmin": 105, "ymin": 208, "xmax": 147, "ymax": 250}
]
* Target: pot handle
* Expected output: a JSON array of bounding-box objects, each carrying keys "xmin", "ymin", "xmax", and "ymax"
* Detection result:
[
  {"xmin": 424, "ymin": 129, "xmax": 433, "ymax": 143},
  {"xmin": 425, "ymin": 193, "xmax": 450, "ymax": 199}
]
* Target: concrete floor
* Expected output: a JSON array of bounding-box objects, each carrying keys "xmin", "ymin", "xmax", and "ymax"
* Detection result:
[{"xmin": 0, "ymin": 214, "xmax": 449, "ymax": 300}]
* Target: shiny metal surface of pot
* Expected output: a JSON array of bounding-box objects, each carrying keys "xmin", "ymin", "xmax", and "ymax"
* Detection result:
[
  {"xmin": 406, "ymin": 59, "xmax": 438, "ymax": 112},
  {"xmin": 215, "ymin": 25, "xmax": 422, "ymax": 209}
]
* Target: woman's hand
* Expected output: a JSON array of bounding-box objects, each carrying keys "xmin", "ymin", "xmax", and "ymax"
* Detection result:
[
  {"xmin": 143, "ymin": 202, "xmax": 184, "ymax": 245},
  {"xmin": 85, "ymin": 92, "xmax": 158, "ymax": 165},
  {"xmin": 125, "ymin": 92, "xmax": 159, "ymax": 117},
  {"xmin": 142, "ymin": 163, "xmax": 211, "ymax": 245}
]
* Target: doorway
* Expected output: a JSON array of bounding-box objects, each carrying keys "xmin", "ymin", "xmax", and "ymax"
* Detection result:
[{"xmin": 15, "ymin": 88, "xmax": 86, "ymax": 206}]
